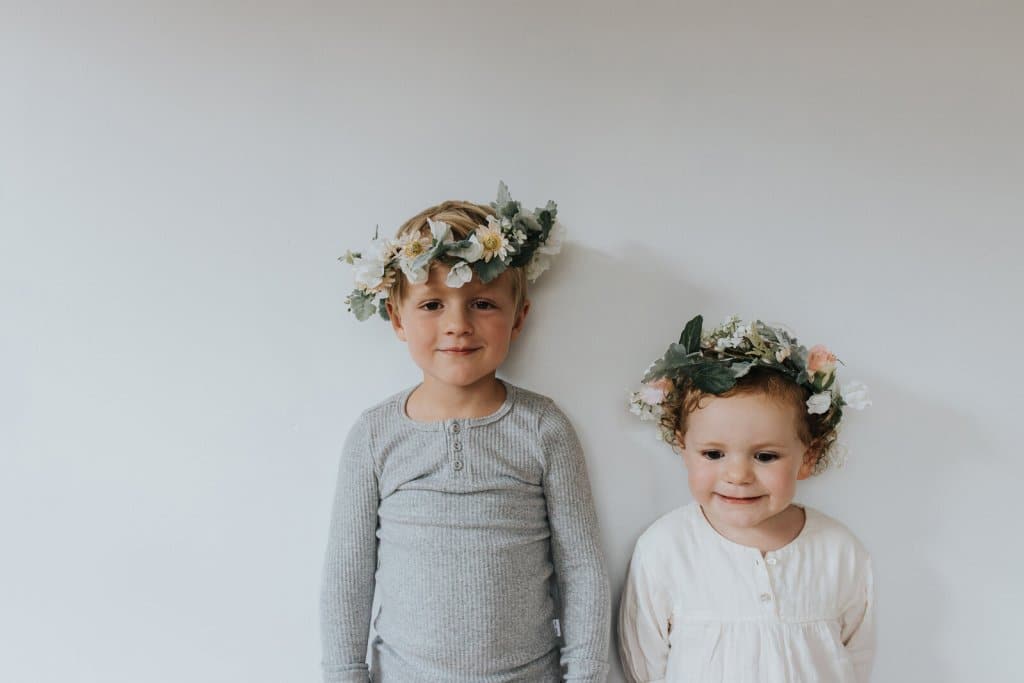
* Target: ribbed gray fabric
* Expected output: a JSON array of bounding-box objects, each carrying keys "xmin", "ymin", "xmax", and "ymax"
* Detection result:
[{"xmin": 320, "ymin": 382, "xmax": 610, "ymax": 683}]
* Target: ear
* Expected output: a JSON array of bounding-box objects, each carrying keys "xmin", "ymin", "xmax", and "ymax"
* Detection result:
[
  {"xmin": 797, "ymin": 447, "xmax": 819, "ymax": 480},
  {"xmin": 509, "ymin": 299, "xmax": 531, "ymax": 341},
  {"xmin": 386, "ymin": 300, "xmax": 407, "ymax": 341}
]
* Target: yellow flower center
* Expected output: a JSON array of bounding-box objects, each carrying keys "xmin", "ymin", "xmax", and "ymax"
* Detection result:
[
  {"xmin": 481, "ymin": 233, "xmax": 502, "ymax": 251},
  {"xmin": 404, "ymin": 241, "xmax": 425, "ymax": 258}
]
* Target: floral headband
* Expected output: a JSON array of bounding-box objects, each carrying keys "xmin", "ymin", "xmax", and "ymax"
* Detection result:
[
  {"xmin": 629, "ymin": 314, "xmax": 870, "ymax": 429},
  {"xmin": 341, "ymin": 181, "xmax": 564, "ymax": 321}
]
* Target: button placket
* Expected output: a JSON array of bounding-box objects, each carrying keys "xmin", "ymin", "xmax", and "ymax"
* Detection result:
[
  {"xmin": 752, "ymin": 549, "xmax": 778, "ymax": 614},
  {"xmin": 449, "ymin": 421, "xmax": 464, "ymax": 473}
]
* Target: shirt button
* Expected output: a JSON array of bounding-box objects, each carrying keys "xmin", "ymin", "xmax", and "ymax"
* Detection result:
[
  {"xmin": 766, "ymin": 557, "xmax": 778, "ymax": 566},
  {"xmin": 760, "ymin": 593, "xmax": 772, "ymax": 603},
  {"xmin": 452, "ymin": 460, "xmax": 464, "ymax": 471},
  {"xmin": 452, "ymin": 442, "xmax": 462, "ymax": 452},
  {"xmin": 451, "ymin": 422, "xmax": 461, "ymax": 433}
]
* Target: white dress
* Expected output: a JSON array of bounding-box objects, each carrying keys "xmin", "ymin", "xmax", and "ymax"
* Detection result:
[{"xmin": 618, "ymin": 503, "xmax": 874, "ymax": 683}]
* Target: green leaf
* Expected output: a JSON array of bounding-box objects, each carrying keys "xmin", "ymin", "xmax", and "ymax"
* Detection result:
[
  {"xmin": 347, "ymin": 290, "xmax": 377, "ymax": 321},
  {"xmin": 688, "ymin": 361, "xmax": 737, "ymax": 394},
  {"xmin": 679, "ymin": 315, "xmax": 704, "ymax": 354},
  {"xmin": 377, "ymin": 297, "xmax": 390, "ymax": 321},
  {"xmin": 473, "ymin": 257, "xmax": 508, "ymax": 283}
]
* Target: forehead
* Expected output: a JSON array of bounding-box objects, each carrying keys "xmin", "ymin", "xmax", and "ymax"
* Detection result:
[{"xmin": 686, "ymin": 393, "xmax": 804, "ymax": 444}]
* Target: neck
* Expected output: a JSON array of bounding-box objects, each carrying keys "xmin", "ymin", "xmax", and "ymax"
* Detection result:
[
  {"xmin": 702, "ymin": 504, "xmax": 806, "ymax": 554},
  {"xmin": 405, "ymin": 374, "xmax": 507, "ymax": 421}
]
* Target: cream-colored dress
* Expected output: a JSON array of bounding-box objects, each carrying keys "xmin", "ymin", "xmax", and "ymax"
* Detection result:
[{"xmin": 618, "ymin": 503, "xmax": 874, "ymax": 683}]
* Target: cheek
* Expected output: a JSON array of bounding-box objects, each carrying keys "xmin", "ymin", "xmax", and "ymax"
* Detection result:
[
  {"xmin": 761, "ymin": 468, "xmax": 799, "ymax": 497},
  {"xmin": 684, "ymin": 458, "xmax": 718, "ymax": 496}
]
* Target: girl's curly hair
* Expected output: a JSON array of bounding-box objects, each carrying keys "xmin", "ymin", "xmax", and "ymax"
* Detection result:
[{"xmin": 657, "ymin": 367, "xmax": 842, "ymax": 474}]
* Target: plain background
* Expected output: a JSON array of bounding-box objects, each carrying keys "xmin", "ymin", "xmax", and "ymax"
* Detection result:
[{"xmin": 3, "ymin": 1, "xmax": 1022, "ymax": 681}]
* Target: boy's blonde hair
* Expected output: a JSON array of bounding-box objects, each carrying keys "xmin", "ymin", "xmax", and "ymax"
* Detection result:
[{"xmin": 388, "ymin": 200, "xmax": 528, "ymax": 314}]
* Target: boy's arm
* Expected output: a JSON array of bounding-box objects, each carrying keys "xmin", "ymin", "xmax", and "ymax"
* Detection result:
[
  {"xmin": 617, "ymin": 545, "xmax": 672, "ymax": 683},
  {"xmin": 539, "ymin": 402, "xmax": 611, "ymax": 683},
  {"xmin": 840, "ymin": 557, "xmax": 876, "ymax": 683},
  {"xmin": 319, "ymin": 417, "xmax": 379, "ymax": 683}
]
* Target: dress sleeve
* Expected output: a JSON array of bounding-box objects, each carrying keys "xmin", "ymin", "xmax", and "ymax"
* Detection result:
[
  {"xmin": 618, "ymin": 538, "xmax": 673, "ymax": 683},
  {"xmin": 319, "ymin": 417, "xmax": 380, "ymax": 683},
  {"xmin": 539, "ymin": 402, "xmax": 611, "ymax": 682},
  {"xmin": 840, "ymin": 556, "xmax": 875, "ymax": 683}
]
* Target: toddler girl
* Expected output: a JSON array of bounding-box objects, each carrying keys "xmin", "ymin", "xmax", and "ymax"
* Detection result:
[{"xmin": 620, "ymin": 315, "xmax": 874, "ymax": 683}]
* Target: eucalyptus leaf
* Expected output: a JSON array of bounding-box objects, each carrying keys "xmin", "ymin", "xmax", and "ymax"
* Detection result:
[
  {"xmin": 496, "ymin": 181, "xmax": 511, "ymax": 206},
  {"xmin": 473, "ymin": 257, "xmax": 508, "ymax": 283},
  {"xmin": 378, "ymin": 298, "xmax": 390, "ymax": 321},
  {"xmin": 348, "ymin": 290, "xmax": 377, "ymax": 322},
  {"xmin": 730, "ymin": 361, "xmax": 753, "ymax": 378}
]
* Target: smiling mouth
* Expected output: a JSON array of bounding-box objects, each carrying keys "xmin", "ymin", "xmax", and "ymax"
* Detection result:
[{"xmin": 714, "ymin": 493, "xmax": 765, "ymax": 504}]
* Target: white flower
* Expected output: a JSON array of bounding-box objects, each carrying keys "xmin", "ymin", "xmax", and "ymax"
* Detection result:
[
  {"xmin": 445, "ymin": 261, "xmax": 473, "ymax": 288},
  {"xmin": 775, "ymin": 346, "xmax": 791, "ymax": 362},
  {"xmin": 536, "ymin": 220, "xmax": 565, "ymax": 256},
  {"xmin": 806, "ymin": 392, "xmax": 833, "ymax": 415},
  {"xmin": 715, "ymin": 336, "xmax": 744, "ymax": 351},
  {"xmin": 840, "ymin": 381, "xmax": 872, "ymax": 410},
  {"xmin": 629, "ymin": 392, "xmax": 664, "ymax": 422},
  {"xmin": 447, "ymin": 233, "xmax": 485, "ymax": 263},
  {"xmin": 352, "ymin": 237, "xmax": 394, "ymax": 292},
  {"xmin": 476, "ymin": 218, "xmax": 512, "ymax": 262},
  {"xmin": 400, "ymin": 258, "xmax": 428, "ymax": 284},
  {"xmin": 427, "ymin": 218, "xmax": 451, "ymax": 244},
  {"xmin": 525, "ymin": 253, "xmax": 552, "ymax": 282},
  {"xmin": 397, "ymin": 232, "xmax": 432, "ymax": 261}
]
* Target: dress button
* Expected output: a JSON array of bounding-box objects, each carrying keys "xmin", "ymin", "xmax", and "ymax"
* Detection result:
[
  {"xmin": 453, "ymin": 460, "xmax": 464, "ymax": 471},
  {"xmin": 453, "ymin": 442, "xmax": 462, "ymax": 452},
  {"xmin": 766, "ymin": 557, "xmax": 777, "ymax": 566},
  {"xmin": 760, "ymin": 593, "xmax": 772, "ymax": 603},
  {"xmin": 451, "ymin": 422, "xmax": 461, "ymax": 433}
]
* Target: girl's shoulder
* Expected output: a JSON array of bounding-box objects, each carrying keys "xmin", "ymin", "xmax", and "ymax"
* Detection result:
[
  {"xmin": 797, "ymin": 506, "xmax": 873, "ymax": 580},
  {"xmin": 800, "ymin": 506, "xmax": 871, "ymax": 556},
  {"xmin": 632, "ymin": 503, "xmax": 705, "ymax": 558}
]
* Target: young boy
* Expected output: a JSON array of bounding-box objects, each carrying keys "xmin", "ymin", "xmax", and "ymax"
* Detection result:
[{"xmin": 321, "ymin": 184, "xmax": 610, "ymax": 682}]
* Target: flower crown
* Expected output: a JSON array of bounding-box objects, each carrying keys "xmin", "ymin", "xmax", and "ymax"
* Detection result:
[
  {"xmin": 341, "ymin": 181, "xmax": 564, "ymax": 321},
  {"xmin": 630, "ymin": 314, "xmax": 871, "ymax": 429}
]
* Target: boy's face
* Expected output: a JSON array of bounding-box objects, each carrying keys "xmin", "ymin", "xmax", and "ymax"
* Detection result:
[
  {"xmin": 387, "ymin": 264, "xmax": 528, "ymax": 393},
  {"xmin": 678, "ymin": 392, "xmax": 815, "ymax": 539}
]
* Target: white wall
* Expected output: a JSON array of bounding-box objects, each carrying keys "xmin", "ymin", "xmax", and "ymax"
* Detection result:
[{"xmin": 3, "ymin": 2, "xmax": 1022, "ymax": 681}]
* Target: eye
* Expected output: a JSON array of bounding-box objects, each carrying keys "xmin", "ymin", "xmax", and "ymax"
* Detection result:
[
  {"xmin": 701, "ymin": 450, "xmax": 724, "ymax": 461},
  {"xmin": 419, "ymin": 301, "xmax": 442, "ymax": 311},
  {"xmin": 471, "ymin": 299, "xmax": 497, "ymax": 310},
  {"xmin": 754, "ymin": 452, "xmax": 780, "ymax": 463}
]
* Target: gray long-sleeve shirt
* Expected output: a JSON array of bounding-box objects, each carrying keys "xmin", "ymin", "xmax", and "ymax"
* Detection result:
[{"xmin": 320, "ymin": 382, "xmax": 610, "ymax": 683}]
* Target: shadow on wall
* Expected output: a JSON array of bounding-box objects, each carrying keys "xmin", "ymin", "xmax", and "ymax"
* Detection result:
[
  {"xmin": 501, "ymin": 241, "xmax": 971, "ymax": 682},
  {"xmin": 504, "ymin": 241, "xmax": 716, "ymax": 682}
]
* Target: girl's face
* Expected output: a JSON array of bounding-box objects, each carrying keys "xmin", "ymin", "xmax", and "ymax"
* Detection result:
[{"xmin": 678, "ymin": 392, "xmax": 815, "ymax": 544}]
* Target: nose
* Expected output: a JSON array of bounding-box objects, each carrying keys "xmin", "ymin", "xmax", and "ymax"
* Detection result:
[
  {"xmin": 723, "ymin": 455, "xmax": 753, "ymax": 486},
  {"xmin": 444, "ymin": 305, "xmax": 473, "ymax": 335}
]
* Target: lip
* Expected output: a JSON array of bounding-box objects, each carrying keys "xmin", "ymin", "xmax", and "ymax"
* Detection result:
[
  {"xmin": 714, "ymin": 493, "xmax": 765, "ymax": 505},
  {"xmin": 438, "ymin": 347, "xmax": 480, "ymax": 355}
]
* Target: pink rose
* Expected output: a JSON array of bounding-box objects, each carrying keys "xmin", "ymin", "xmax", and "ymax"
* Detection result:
[
  {"xmin": 806, "ymin": 344, "xmax": 837, "ymax": 375},
  {"xmin": 639, "ymin": 377, "xmax": 674, "ymax": 405}
]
